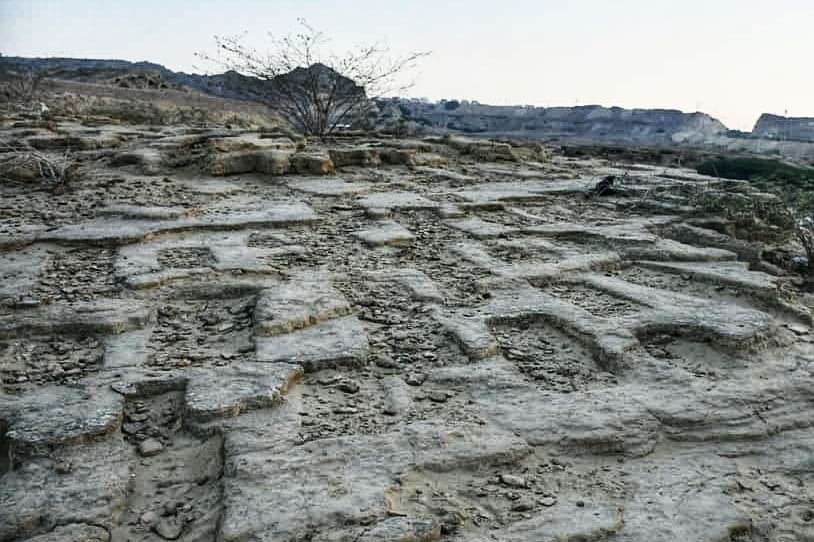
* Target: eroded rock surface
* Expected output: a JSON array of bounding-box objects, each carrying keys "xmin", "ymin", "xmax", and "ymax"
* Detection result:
[{"xmin": 2, "ymin": 116, "xmax": 813, "ymax": 542}]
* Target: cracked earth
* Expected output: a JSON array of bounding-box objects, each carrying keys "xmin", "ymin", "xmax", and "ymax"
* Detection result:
[{"xmin": 1, "ymin": 118, "xmax": 814, "ymax": 542}]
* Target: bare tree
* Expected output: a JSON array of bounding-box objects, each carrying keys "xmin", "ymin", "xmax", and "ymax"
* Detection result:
[{"xmin": 198, "ymin": 20, "xmax": 429, "ymax": 136}]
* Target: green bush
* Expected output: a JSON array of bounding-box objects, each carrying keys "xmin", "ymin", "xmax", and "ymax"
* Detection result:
[{"xmin": 696, "ymin": 157, "xmax": 814, "ymax": 215}]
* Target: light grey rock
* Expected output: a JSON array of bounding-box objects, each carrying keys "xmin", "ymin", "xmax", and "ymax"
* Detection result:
[
  {"xmin": 138, "ymin": 437, "xmax": 164, "ymax": 456},
  {"xmin": 254, "ymin": 281, "xmax": 352, "ymax": 336},
  {"xmin": 503, "ymin": 500, "xmax": 622, "ymax": 541},
  {"xmin": 32, "ymin": 199, "xmax": 317, "ymax": 246},
  {"xmin": 185, "ymin": 362, "xmax": 303, "ymax": 422},
  {"xmin": 354, "ymin": 221, "xmax": 416, "ymax": 247},
  {"xmin": 0, "ymin": 298, "xmax": 153, "ymax": 339},
  {"xmin": 23, "ymin": 523, "xmax": 111, "ymax": 542},
  {"xmin": 357, "ymin": 192, "xmax": 440, "ymax": 214},
  {"xmin": 219, "ymin": 421, "xmax": 530, "ymax": 541},
  {"xmin": 445, "ymin": 217, "xmax": 515, "ymax": 239},
  {"xmin": 367, "ymin": 268, "xmax": 443, "ymax": 302},
  {"xmin": 0, "ymin": 247, "xmax": 49, "ymax": 301},
  {"xmin": 0, "ymin": 438, "xmax": 130, "ymax": 541},
  {"xmin": 0, "ymin": 383, "xmax": 124, "ymax": 453},
  {"xmin": 622, "ymin": 239, "xmax": 737, "ymax": 262},
  {"xmin": 288, "ymin": 177, "xmax": 371, "ymax": 195},
  {"xmin": 96, "ymin": 203, "xmax": 189, "ymax": 220},
  {"xmin": 381, "ymin": 376, "xmax": 412, "ymax": 415},
  {"xmin": 154, "ymin": 517, "xmax": 184, "ymax": 540},
  {"xmin": 639, "ymin": 260, "xmax": 778, "ymax": 294},
  {"xmin": 255, "ymin": 316, "xmax": 369, "ymax": 372}
]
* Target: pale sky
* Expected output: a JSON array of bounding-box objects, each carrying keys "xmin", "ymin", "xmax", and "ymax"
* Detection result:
[{"xmin": 1, "ymin": 0, "xmax": 812, "ymax": 131}]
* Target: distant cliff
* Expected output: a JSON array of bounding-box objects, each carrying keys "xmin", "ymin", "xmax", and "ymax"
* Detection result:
[
  {"xmin": 378, "ymin": 99, "xmax": 728, "ymax": 145},
  {"xmin": 753, "ymin": 114, "xmax": 814, "ymax": 143}
]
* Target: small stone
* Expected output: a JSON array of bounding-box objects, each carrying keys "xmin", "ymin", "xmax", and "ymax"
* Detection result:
[
  {"xmin": 428, "ymin": 391, "xmax": 449, "ymax": 403},
  {"xmin": 127, "ymin": 411, "xmax": 150, "ymax": 423},
  {"xmin": 576, "ymin": 500, "xmax": 585, "ymax": 507},
  {"xmin": 122, "ymin": 421, "xmax": 147, "ymax": 435},
  {"xmin": 500, "ymin": 474, "xmax": 527, "ymax": 488},
  {"xmin": 540, "ymin": 496, "xmax": 557, "ymax": 507},
  {"xmin": 54, "ymin": 461, "xmax": 72, "ymax": 475},
  {"xmin": 141, "ymin": 510, "xmax": 159, "ymax": 526},
  {"xmin": 162, "ymin": 501, "xmax": 178, "ymax": 516},
  {"xmin": 153, "ymin": 517, "xmax": 183, "ymax": 540},
  {"xmin": 511, "ymin": 499, "xmax": 534, "ymax": 512},
  {"xmin": 139, "ymin": 438, "xmax": 164, "ymax": 457},
  {"xmin": 375, "ymin": 355, "xmax": 399, "ymax": 368},
  {"xmin": 787, "ymin": 323, "xmax": 809, "ymax": 335},
  {"xmin": 337, "ymin": 380, "xmax": 360, "ymax": 394},
  {"xmin": 405, "ymin": 373, "xmax": 426, "ymax": 386}
]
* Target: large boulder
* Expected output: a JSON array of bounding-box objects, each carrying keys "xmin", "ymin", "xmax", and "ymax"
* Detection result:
[{"xmin": 207, "ymin": 149, "xmax": 291, "ymax": 176}]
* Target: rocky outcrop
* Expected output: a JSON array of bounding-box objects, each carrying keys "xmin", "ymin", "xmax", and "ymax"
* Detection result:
[
  {"xmin": 753, "ymin": 113, "xmax": 814, "ymax": 142},
  {"xmin": 382, "ymin": 99, "xmax": 728, "ymax": 145}
]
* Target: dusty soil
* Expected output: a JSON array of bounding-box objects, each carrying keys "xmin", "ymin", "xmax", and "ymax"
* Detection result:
[{"xmin": 1, "ymin": 109, "xmax": 813, "ymax": 542}]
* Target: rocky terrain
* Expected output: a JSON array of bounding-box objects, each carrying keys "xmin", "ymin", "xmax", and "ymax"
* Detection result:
[
  {"xmin": 1, "ymin": 102, "xmax": 814, "ymax": 542},
  {"xmin": 5, "ymin": 56, "xmax": 814, "ymax": 161}
]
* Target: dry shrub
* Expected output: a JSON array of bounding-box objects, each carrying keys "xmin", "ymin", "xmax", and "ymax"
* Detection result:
[{"xmin": 0, "ymin": 143, "xmax": 78, "ymax": 189}]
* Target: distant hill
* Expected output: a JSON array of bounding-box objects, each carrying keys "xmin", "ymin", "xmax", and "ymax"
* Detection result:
[
  {"xmin": 378, "ymin": 99, "xmax": 729, "ymax": 146},
  {"xmin": 0, "ymin": 56, "xmax": 273, "ymax": 103}
]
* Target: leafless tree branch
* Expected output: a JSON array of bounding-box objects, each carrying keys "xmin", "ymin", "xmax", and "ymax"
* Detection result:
[{"xmin": 197, "ymin": 20, "xmax": 429, "ymax": 136}]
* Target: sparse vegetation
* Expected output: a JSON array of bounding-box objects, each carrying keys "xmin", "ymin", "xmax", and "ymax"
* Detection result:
[
  {"xmin": 696, "ymin": 157, "xmax": 814, "ymax": 215},
  {"xmin": 198, "ymin": 19, "xmax": 428, "ymax": 136},
  {"xmin": 0, "ymin": 142, "xmax": 77, "ymax": 189}
]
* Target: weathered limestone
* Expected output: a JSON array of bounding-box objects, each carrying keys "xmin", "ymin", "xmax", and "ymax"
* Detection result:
[
  {"xmin": 207, "ymin": 149, "xmax": 292, "ymax": 176},
  {"xmin": 329, "ymin": 147, "xmax": 381, "ymax": 168},
  {"xmin": 354, "ymin": 221, "xmax": 416, "ymax": 247},
  {"xmin": 380, "ymin": 376, "xmax": 412, "ymax": 415},
  {"xmin": 0, "ymin": 383, "xmax": 123, "ymax": 453},
  {"xmin": 110, "ymin": 147, "xmax": 163, "ymax": 174},
  {"xmin": 621, "ymin": 238, "xmax": 737, "ymax": 261},
  {"xmin": 255, "ymin": 316, "xmax": 369, "ymax": 371},
  {"xmin": 185, "ymin": 362, "xmax": 303, "ymax": 422},
  {"xmin": 208, "ymin": 134, "xmax": 298, "ymax": 153},
  {"xmin": 455, "ymin": 178, "xmax": 597, "ymax": 204},
  {"xmin": 29, "ymin": 199, "xmax": 317, "ymax": 246},
  {"xmin": 0, "ymin": 298, "xmax": 153, "ymax": 339},
  {"xmin": 288, "ymin": 177, "xmax": 372, "ymax": 195},
  {"xmin": 451, "ymin": 241, "xmax": 621, "ymax": 283},
  {"xmin": 219, "ymin": 421, "xmax": 530, "ymax": 542},
  {"xmin": 436, "ymin": 273, "xmax": 774, "ymax": 368},
  {"xmin": 445, "ymin": 217, "xmax": 515, "ymax": 239},
  {"xmin": 357, "ymin": 191, "xmax": 440, "ymax": 215},
  {"xmin": 24, "ymin": 524, "xmax": 110, "ymax": 542},
  {"xmin": 639, "ymin": 260, "xmax": 778, "ymax": 295},
  {"xmin": 289, "ymin": 152, "xmax": 335, "ymax": 174},
  {"xmin": 0, "ymin": 247, "xmax": 49, "ymax": 302},
  {"xmin": 502, "ymin": 501, "xmax": 623, "ymax": 541},
  {"xmin": 254, "ymin": 281, "xmax": 352, "ymax": 336},
  {"xmin": 366, "ymin": 268, "xmax": 443, "ymax": 302},
  {"xmin": 115, "ymin": 231, "xmax": 303, "ymax": 288},
  {"xmin": 0, "ymin": 438, "xmax": 130, "ymax": 541},
  {"xmin": 96, "ymin": 203, "xmax": 190, "ymax": 220},
  {"xmin": 4, "ymin": 117, "xmax": 814, "ymax": 542}
]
